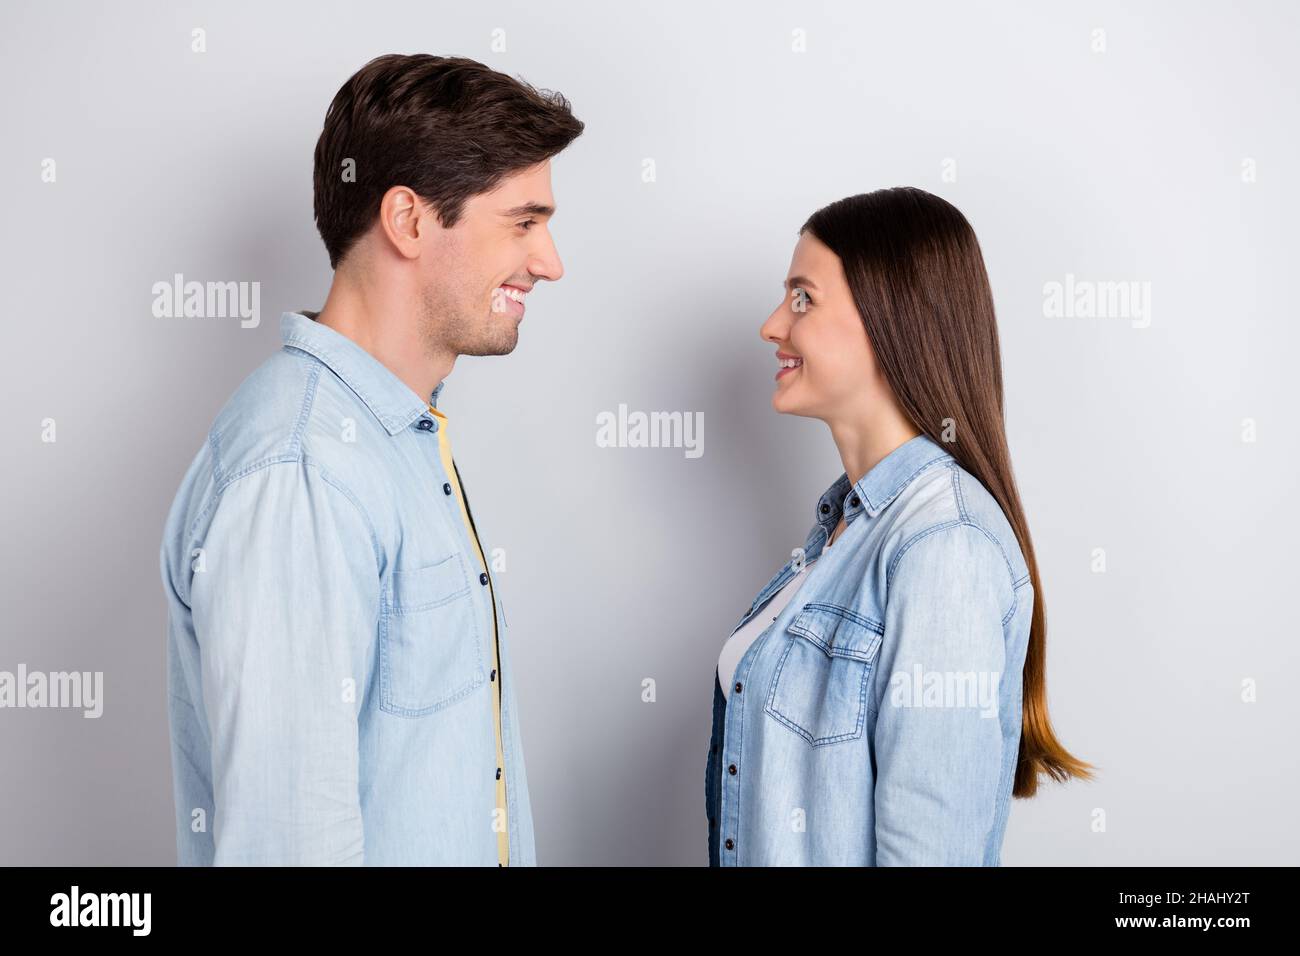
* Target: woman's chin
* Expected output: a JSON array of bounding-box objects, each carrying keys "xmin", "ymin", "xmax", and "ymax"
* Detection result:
[{"xmin": 771, "ymin": 388, "xmax": 802, "ymax": 416}]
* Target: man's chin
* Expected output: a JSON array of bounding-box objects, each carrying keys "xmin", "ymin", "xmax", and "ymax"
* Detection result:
[
  {"xmin": 459, "ymin": 330, "xmax": 518, "ymax": 357},
  {"xmin": 493, "ymin": 325, "xmax": 520, "ymax": 355}
]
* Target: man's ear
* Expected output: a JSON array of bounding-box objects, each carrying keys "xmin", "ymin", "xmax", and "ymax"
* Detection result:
[{"xmin": 377, "ymin": 185, "xmax": 426, "ymax": 261}]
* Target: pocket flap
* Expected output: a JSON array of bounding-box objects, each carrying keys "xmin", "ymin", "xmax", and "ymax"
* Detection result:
[
  {"xmin": 390, "ymin": 554, "xmax": 470, "ymax": 613},
  {"xmin": 786, "ymin": 603, "xmax": 883, "ymax": 662}
]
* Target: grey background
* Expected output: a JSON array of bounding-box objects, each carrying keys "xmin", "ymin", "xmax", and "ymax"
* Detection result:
[{"xmin": 2, "ymin": 0, "xmax": 1296, "ymax": 865}]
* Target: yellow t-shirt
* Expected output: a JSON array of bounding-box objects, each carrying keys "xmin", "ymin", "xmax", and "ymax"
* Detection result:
[{"xmin": 427, "ymin": 403, "xmax": 509, "ymax": 867}]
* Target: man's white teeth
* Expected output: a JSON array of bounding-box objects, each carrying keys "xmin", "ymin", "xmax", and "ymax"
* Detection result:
[
  {"xmin": 780, "ymin": 357, "xmax": 803, "ymax": 369},
  {"xmin": 500, "ymin": 286, "xmax": 527, "ymax": 303}
]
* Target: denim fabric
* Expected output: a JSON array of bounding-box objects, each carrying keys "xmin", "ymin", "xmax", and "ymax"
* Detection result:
[
  {"xmin": 706, "ymin": 434, "xmax": 1033, "ymax": 866},
  {"xmin": 160, "ymin": 311, "xmax": 535, "ymax": 865}
]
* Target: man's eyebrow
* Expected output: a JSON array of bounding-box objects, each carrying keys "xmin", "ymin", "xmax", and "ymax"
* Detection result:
[
  {"xmin": 784, "ymin": 275, "xmax": 818, "ymax": 291},
  {"xmin": 499, "ymin": 202, "xmax": 555, "ymax": 218}
]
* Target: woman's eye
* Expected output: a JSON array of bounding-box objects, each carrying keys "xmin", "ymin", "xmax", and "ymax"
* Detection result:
[{"xmin": 790, "ymin": 287, "xmax": 812, "ymax": 311}]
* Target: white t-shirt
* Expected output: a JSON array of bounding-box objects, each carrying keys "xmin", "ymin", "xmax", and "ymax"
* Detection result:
[{"xmin": 717, "ymin": 539, "xmax": 833, "ymax": 702}]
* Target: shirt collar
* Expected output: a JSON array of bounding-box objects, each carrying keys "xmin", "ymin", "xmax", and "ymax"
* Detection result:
[
  {"xmin": 813, "ymin": 432, "xmax": 955, "ymax": 533},
  {"xmin": 280, "ymin": 311, "xmax": 445, "ymax": 435}
]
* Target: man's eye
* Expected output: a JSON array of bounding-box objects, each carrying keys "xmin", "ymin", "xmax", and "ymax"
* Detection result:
[{"xmin": 517, "ymin": 219, "xmax": 536, "ymax": 231}]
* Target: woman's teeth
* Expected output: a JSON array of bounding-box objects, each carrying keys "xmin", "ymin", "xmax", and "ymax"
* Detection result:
[{"xmin": 779, "ymin": 357, "xmax": 802, "ymax": 368}]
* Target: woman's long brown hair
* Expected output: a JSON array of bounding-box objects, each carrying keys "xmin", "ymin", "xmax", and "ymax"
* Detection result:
[{"xmin": 803, "ymin": 187, "xmax": 1094, "ymax": 797}]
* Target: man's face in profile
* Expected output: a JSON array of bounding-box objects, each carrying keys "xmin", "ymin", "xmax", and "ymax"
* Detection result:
[{"xmin": 418, "ymin": 159, "xmax": 564, "ymax": 359}]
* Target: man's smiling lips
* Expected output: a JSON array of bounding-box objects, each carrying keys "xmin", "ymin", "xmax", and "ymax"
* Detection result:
[{"xmin": 494, "ymin": 283, "xmax": 531, "ymax": 317}]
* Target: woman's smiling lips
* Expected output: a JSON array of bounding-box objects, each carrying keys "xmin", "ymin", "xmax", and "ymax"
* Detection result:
[{"xmin": 775, "ymin": 350, "xmax": 803, "ymax": 381}]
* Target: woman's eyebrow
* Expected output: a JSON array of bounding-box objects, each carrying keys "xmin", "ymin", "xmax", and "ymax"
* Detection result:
[{"xmin": 784, "ymin": 275, "xmax": 818, "ymax": 290}]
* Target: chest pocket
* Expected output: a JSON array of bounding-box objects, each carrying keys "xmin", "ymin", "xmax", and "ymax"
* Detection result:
[
  {"xmin": 379, "ymin": 553, "xmax": 486, "ymax": 717},
  {"xmin": 764, "ymin": 602, "xmax": 883, "ymax": 746}
]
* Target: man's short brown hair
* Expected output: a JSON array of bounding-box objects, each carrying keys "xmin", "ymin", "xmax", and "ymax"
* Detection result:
[{"xmin": 313, "ymin": 53, "xmax": 584, "ymax": 270}]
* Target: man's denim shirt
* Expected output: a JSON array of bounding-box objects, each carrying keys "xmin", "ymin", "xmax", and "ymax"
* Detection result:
[
  {"xmin": 706, "ymin": 434, "xmax": 1034, "ymax": 866},
  {"xmin": 160, "ymin": 311, "xmax": 535, "ymax": 865}
]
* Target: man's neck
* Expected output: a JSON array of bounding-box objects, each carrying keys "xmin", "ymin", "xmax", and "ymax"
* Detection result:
[{"xmin": 312, "ymin": 274, "xmax": 454, "ymax": 402}]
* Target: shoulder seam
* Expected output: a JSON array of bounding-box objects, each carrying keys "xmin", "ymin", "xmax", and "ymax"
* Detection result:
[
  {"xmin": 286, "ymin": 361, "xmax": 322, "ymax": 456},
  {"xmin": 953, "ymin": 466, "xmax": 1023, "ymax": 622},
  {"xmin": 306, "ymin": 455, "xmax": 384, "ymax": 573},
  {"xmin": 206, "ymin": 357, "xmax": 322, "ymax": 488},
  {"xmin": 887, "ymin": 517, "xmax": 1020, "ymax": 627},
  {"xmin": 950, "ymin": 463, "xmax": 968, "ymax": 519},
  {"xmin": 184, "ymin": 456, "xmax": 383, "ymax": 574}
]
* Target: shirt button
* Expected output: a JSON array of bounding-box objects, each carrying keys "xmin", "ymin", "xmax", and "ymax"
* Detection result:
[
  {"xmin": 417, "ymin": 419, "xmax": 433, "ymax": 431},
  {"xmin": 496, "ymin": 767, "xmax": 502, "ymax": 779},
  {"xmin": 819, "ymin": 504, "xmax": 830, "ymax": 514},
  {"xmin": 724, "ymin": 838, "xmax": 735, "ymax": 850},
  {"xmin": 490, "ymin": 668, "xmax": 497, "ymax": 682},
  {"xmin": 733, "ymin": 682, "xmax": 742, "ymax": 694},
  {"xmin": 479, "ymin": 572, "xmax": 489, "ymax": 585},
  {"xmin": 728, "ymin": 764, "xmax": 737, "ymax": 775},
  {"xmin": 850, "ymin": 495, "xmax": 860, "ymax": 507},
  {"xmin": 443, "ymin": 482, "xmax": 452, "ymax": 495}
]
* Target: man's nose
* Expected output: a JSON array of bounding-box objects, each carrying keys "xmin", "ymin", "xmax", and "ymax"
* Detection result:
[{"xmin": 530, "ymin": 230, "xmax": 564, "ymax": 282}]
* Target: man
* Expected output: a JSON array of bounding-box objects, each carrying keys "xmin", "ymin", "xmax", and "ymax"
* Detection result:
[{"xmin": 159, "ymin": 54, "xmax": 583, "ymax": 865}]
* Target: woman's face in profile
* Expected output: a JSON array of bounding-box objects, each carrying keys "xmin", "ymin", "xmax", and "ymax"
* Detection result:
[{"xmin": 760, "ymin": 231, "xmax": 883, "ymax": 423}]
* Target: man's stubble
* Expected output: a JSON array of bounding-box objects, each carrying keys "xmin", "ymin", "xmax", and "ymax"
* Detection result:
[{"xmin": 418, "ymin": 272, "xmax": 518, "ymax": 362}]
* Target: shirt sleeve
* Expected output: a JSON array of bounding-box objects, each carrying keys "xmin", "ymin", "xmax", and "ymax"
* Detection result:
[
  {"xmin": 188, "ymin": 459, "xmax": 380, "ymax": 865},
  {"xmin": 871, "ymin": 523, "xmax": 1013, "ymax": 866}
]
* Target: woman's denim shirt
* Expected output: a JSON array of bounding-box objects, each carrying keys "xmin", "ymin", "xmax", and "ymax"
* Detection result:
[{"xmin": 706, "ymin": 434, "xmax": 1034, "ymax": 866}]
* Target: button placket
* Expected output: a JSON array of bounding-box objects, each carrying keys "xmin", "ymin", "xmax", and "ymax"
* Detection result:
[
  {"xmin": 423, "ymin": 405, "xmax": 510, "ymax": 866},
  {"xmin": 720, "ymin": 632, "xmax": 763, "ymax": 864}
]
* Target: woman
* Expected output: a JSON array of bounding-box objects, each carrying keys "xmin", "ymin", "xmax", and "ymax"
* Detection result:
[{"xmin": 706, "ymin": 186, "xmax": 1093, "ymax": 866}]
